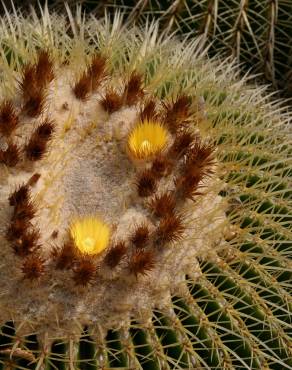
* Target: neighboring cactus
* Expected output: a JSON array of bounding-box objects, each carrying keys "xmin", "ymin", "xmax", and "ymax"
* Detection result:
[
  {"xmin": 0, "ymin": 6, "xmax": 291, "ymax": 370},
  {"xmin": 38, "ymin": 0, "xmax": 292, "ymax": 98}
]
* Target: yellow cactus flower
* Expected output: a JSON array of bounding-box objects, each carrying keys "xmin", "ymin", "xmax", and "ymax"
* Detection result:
[
  {"xmin": 127, "ymin": 121, "xmax": 169, "ymax": 160},
  {"xmin": 70, "ymin": 217, "xmax": 110, "ymax": 255}
]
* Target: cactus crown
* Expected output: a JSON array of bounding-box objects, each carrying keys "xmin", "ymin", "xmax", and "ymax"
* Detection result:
[{"xmin": 0, "ymin": 6, "xmax": 291, "ymax": 370}]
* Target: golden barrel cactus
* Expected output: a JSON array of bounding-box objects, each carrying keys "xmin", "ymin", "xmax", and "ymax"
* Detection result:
[{"xmin": 0, "ymin": 6, "xmax": 291, "ymax": 370}]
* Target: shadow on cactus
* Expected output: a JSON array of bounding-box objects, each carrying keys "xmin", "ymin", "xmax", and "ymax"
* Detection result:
[{"xmin": 0, "ymin": 6, "xmax": 291, "ymax": 370}]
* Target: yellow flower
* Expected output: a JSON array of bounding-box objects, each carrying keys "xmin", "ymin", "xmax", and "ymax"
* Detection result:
[
  {"xmin": 70, "ymin": 216, "xmax": 110, "ymax": 255},
  {"xmin": 127, "ymin": 121, "xmax": 169, "ymax": 160}
]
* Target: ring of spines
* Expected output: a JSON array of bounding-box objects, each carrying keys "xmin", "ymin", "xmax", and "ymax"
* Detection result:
[{"xmin": 3, "ymin": 50, "xmax": 215, "ymax": 286}]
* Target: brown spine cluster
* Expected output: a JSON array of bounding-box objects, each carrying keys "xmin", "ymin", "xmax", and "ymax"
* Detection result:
[
  {"xmin": 169, "ymin": 130, "xmax": 196, "ymax": 158},
  {"xmin": 136, "ymin": 170, "xmax": 157, "ymax": 197},
  {"xmin": 13, "ymin": 229, "xmax": 40, "ymax": 257},
  {"xmin": 9, "ymin": 184, "xmax": 29, "ymax": 206},
  {"xmin": 122, "ymin": 72, "xmax": 144, "ymax": 106},
  {"xmin": 101, "ymin": 89, "xmax": 123, "ymax": 113},
  {"xmin": 0, "ymin": 142, "xmax": 20, "ymax": 167},
  {"xmin": 149, "ymin": 192, "xmax": 176, "ymax": 218},
  {"xmin": 104, "ymin": 241, "xmax": 127, "ymax": 268},
  {"xmin": 20, "ymin": 50, "xmax": 54, "ymax": 117},
  {"xmin": 140, "ymin": 100, "xmax": 158, "ymax": 121},
  {"xmin": 0, "ymin": 100, "xmax": 19, "ymax": 137},
  {"xmin": 155, "ymin": 213, "xmax": 185, "ymax": 245},
  {"xmin": 151, "ymin": 155, "xmax": 172, "ymax": 179},
  {"xmin": 22, "ymin": 255, "xmax": 45, "ymax": 280},
  {"xmin": 6, "ymin": 185, "xmax": 42, "ymax": 261},
  {"xmin": 128, "ymin": 250, "xmax": 155, "ymax": 276},
  {"xmin": 130, "ymin": 224, "xmax": 150, "ymax": 249},
  {"xmin": 24, "ymin": 119, "xmax": 55, "ymax": 161},
  {"xmin": 73, "ymin": 54, "xmax": 107, "ymax": 100},
  {"xmin": 174, "ymin": 141, "xmax": 214, "ymax": 201},
  {"xmin": 163, "ymin": 95, "xmax": 191, "ymax": 133},
  {"xmin": 72, "ymin": 257, "xmax": 97, "ymax": 286},
  {"xmin": 52, "ymin": 241, "xmax": 76, "ymax": 270}
]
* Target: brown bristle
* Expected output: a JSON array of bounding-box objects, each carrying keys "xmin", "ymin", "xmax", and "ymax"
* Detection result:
[
  {"xmin": 174, "ymin": 172, "xmax": 203, "ymax": 201},
  {"xmin": 23, "ymin": 91, "xmax": 45, "ymax": 118},
  {"xmin": 156, "ymin": 213, "xmax": 185, "ymax": 244},
  {"xmin": 0, "ymin": 142, "xmax": 20, "ymax": 167},
  {"xmin": 123, "ymin": 72, "xmax": 144, "ymax": 106},
  {"xmin": 73, "ymin": 55, "xmax": 106, "ymax": 100},
  {"xmin": 163, "ymin": 95, "xmax": 191, "ymax": 133},
  {"xmin": 35, "ymin": 120, "xmax": 55, "ymax": 140},
  {"xmin": 35, "ymin": 50, "xmax": 54, "ymax": 87},
  {"xmin": 0, "ymin": 100, "xmax": 19, "ymax": 137},
  {"xmin": 22, "ymin": 255, "xmax": 45, "ymax": 280},
  {"xmin": 151, "ymin": 155, "xmax": 172, "ymax": 179},
  {"xmin": 51, "ymin": 230, "xmax": 58, "ymax": 239},
  {"xmin": 12, "ymin": 199, "xmax": 36, "ymax": 222},
  {"xmin": 72, "ymin": 257, "xmax": 96, "ymax": 286},
  {"xmin": 12, "ymin": 228, "xmax": 40, "ymax": 257},
  {"xmin": 27, "ymin": 173, "xmax": 41, "ymax": 187},
  {"xmin": 9, "ymin": 184, "xmax": 29, "ymax": 206},
  {"xmin": 25, "ymin": 131, "xmax": 50, "ymax": 162},
  {"xmin": 149, "ymin": 192, "xmax": 176, "ymax": 218},
  {"xmin": 20, "ymin": 64, "xmax": 37, "ymax": 97},
  {"xmin": 6, "ymin": 219, "xmax": 29, "ymax": 241},
  {"xmin": 104, "ymin": 241, "xmax": 127, "ymax": 268},
  {"xmin": 130, "ymin": 224, "xmax": 150, "ymax": 249},
  {"xmin": 185, "ymin": 141, "xmax": 215, "ymax": 173},
  {"xmin": 88, "ymin": 54, "xmax": 107, "ymax": 90},
  {"xmin": 140, "ymin": 100, "xmax": 157, "ymax": 121},
  {"xmin": 128, "ymin": 250, "xmax": 155, "ymax": 277},
  {"xmin": 136, "ymin": 170, "xmax": 157, "ymax": 197},
  {"xmin": 52, "ymin": 241, "xmax": 76, "ymax": 270},
  {"xmin": 170, "ymin": 130, "xmax": 195, "ymax": 158},
  {"xmin": 73, "ymin": 72, "xmax": 91, "ymax": 100},
  {"xmin": 101, "ymin": 90, "xmax": 123, "ymax": 113}
]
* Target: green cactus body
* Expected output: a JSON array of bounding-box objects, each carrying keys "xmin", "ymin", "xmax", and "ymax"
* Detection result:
[{"xmin": 0, "ymin": 6, "xmax": 291, "ymax": 370}]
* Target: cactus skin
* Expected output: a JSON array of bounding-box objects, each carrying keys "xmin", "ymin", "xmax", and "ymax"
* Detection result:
[
  {"xmin": 46, "ymin": 0, "xmax": 292, "ymax": 99},
  {"xmin": 0, "ymin": 6, "xmax": 291, "ymax": 370}
]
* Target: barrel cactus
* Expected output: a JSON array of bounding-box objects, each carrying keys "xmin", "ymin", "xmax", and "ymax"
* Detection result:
[{"xmin": 0, "ymin": 6, "xmax": 291, "ymax": 370}]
